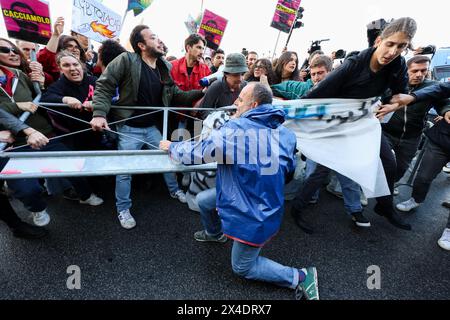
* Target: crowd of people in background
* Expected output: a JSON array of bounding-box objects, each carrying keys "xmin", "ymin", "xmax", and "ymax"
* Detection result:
[{"xmin": 0, "ymin": 15, "xmax": 449, "ymax": 300}]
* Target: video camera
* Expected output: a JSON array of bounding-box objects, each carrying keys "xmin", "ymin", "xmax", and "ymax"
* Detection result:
[
  {"xmin": 307, "ymin": 39, "xmax": 330, "ymax": 55},
  {"xmin": 419, "ymin": 45, "xmax": 436, "ymax": 55}
]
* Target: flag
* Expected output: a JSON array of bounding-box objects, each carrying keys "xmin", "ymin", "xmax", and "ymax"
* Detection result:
[{"xmin": 127, "ymin": 0, "xmax": 153, "ymax": 17}]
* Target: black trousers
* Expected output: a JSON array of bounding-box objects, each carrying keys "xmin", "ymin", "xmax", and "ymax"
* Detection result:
[{"xmin": 0, "ymin": 190, "xmax": 21, "ymax": 228}]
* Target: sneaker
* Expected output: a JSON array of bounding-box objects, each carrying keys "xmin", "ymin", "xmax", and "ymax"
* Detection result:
[
  {"xmin": 194, "ymin": 230, "xmax": 227, "ymax": 243},
  {"xmin": 393, "ymin": 187, "xmax": 399, "ymax": 196},
  {"xmin": 351, "ymin": 212, "xmax": 371, "ymax": 227},
  {"xmin": 396, "ymin": 197, "xmax": 420, "ymax": 212},
  {"xmin": 295, "ymin": 267, "xmax": 319, "ymax": 300},
  {"xmin": 374, "ymin": 204, "xmax": 411, "ymax": 231},
  {"xmin": 290, "ymin": 207, "xmax": 314, "ymax": 234},
  {"xmin": 442, "ymin": 201, "xmax": 450, "ymax": 209},
  {"xmin": 360, "ymin": 192, "xmax": 368, "ymax": 206},
  {"xmin": 437, "ymin": 228, "xmax": 450, "ymax": 251},
  {"xmin": 171, "ymin": 190, "xmax": 187, "ymax": 203},
  {"xmin": 12, "ymin": 222, "xmax": 48, "ymax": 239},
  {"xmin": 31, "ymin": 210, "xmax": 50, "ymax": 227},
  {"xmin": 118, "ymin": 209, "xmax": 136, "ymax": 229},
  {"xmin": 63, "ymin": 188, "xmax": 79, "ymax": 201},
  {"xmin": 326, "ymin": 184, "xmax": 343, "ymax": 199},
  {"xmin": 443, "ymin": 163, "xmax": 450, "ymax": 173},
  {"xmin": 79, "ymin": 194, "xmax": 104, "ymax": 206}
]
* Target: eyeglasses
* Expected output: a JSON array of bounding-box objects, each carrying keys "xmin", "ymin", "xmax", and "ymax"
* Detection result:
[{"xmin": 0, "ymin": 46, "xmax": 20, "ymax": 55}]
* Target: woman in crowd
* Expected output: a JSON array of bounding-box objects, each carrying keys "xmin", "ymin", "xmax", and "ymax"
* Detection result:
[
  {"xmin": 244, "ymin": 58, "xmax": 276, "ymax": 86},
  {"xmin": 273, "ymin": 51, "xmax": 301, "ymax": 84}
]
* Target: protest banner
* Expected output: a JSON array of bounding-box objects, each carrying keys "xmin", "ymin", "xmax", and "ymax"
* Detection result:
[
  {"xmin": 198, "ymin": 9, "xmax": 227, "ymax": 51},
  {"xmin": 270, "ymin": 0, "xmax": 301, "ymax": 33},
  {"xmin": 0, "ymin": 0, "xmax": 52, "ymax": 45},
  {"xmin": 184, "ymin": 14, "xmax": 198, "ymax": 35},
  {"xmin": 273, "ymin": 98, "xmax": 390, "ymax": 198},
  {"xmin": 72, "ymin": 0, "xmax": 122, "ymax": 43}
]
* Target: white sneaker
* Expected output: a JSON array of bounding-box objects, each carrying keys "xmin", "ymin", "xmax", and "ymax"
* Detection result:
[
  {"xmin": 396, "ymin": 197, "xmax": 420, "ymax": 212},
  {"xmin": 118, "ymin": 209, "xmax": 136, "ymax": 229},
  {"xmin": 79, "ymin": 194, "xmax": 104, "ymax": 206},
  {"xmin": 443, "ymin": 163, "xmax": 450, "ymax": 173},
  {"xmin": 171, "ymin": 190, "xmax": 187, "ymax": 203},
  {"xmin": 360, "ymin": 191, "xmax": 368, "ymax": 206},
  {"xmin": 438, "ymin": 228, "xmax": 450, "ymax": 251},
  {"xmin": 31, "ymin": 209, "xmax": 50, "ymax": 226}
]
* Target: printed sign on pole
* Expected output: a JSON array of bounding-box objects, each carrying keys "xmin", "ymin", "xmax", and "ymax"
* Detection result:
[
  {"xmin": 270, "ymin": 0, "xmax": 301, "ymax": 33},
  {"xmin": 72, "ymin": 0, "xmax": 122, "ymax": 43},
  {"xmin": 198, "ymin": 9, "xmax": 227, "ymax": 51},
  {"xmin": 184, "ymin": 14, "xmax": 198, "ymax": 35},
  {"xmin": 0, "ymin": 0, "xmax": 52, "ymax": 45}
]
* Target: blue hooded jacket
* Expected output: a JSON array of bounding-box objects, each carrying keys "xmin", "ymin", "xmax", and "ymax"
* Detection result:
[{"xmin": 169, "ymin": 104, "xmax": 297, "ymax": 247}]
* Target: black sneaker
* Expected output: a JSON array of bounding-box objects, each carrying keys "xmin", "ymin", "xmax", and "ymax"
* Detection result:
[
  {"xmin": 351, "ymin": 212, "xmax": 371, "ymax": 227},
  {"xmin": 290, "ymin": 207, "xmax": 314, "ymax": 234},
  {"xmin": 442, "ymin": 201, "xmax": 450, "ymax": 209},
  {"xmin": 63, "ymin": 188, "xmax": 79, "ymax": 201},
  {"xmin": 374, "ymin": 204, "xmax": 411, "ymax": 230},
  {"xmin": 11, "ymin": 222, "xmax": 48, "ymax": 239}
]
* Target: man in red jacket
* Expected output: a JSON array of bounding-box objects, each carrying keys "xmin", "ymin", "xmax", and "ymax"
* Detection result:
[{"xmin": 170, "ymin": 33, "xmax": 210, "ymax": 139}]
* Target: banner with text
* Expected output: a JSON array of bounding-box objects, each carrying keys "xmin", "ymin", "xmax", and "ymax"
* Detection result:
[
  {"xmin": 270, "ymin": 0, "xmax": 301, "ymax": 33},
  {"xmin": 198, "ymin": 9, "xmax": 227, "ymax": 51},
  {"xmin": 0, "ymin": 0, "xmax": 52, "ymax": 44},
  {"xmin": 72, "ymin": 0, "xmax": 122, "ymax": 43}
]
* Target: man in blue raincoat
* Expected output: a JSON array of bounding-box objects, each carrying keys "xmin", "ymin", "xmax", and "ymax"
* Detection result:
[{"xmin": 160, "ymin": 82, "xmax": 319, "ymax": 300}]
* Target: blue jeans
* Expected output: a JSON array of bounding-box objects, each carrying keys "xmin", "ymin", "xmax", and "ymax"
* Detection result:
[
  {"xmin": 231, "ymin": 241, "xmax": 299, "ymax": 289},
  {"xmin": 115, "ymin": 124, "xmax": 180, "ymax": 212},
  {"xmin": 305, "ymin": 160, "xmax": 361, "ymax": 214},
  {"xmin": 197, "ymin": 188, "xmax": 222, "ymax": 236}
]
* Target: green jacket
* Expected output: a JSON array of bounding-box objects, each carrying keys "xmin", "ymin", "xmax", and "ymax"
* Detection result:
[
  {"xmin": 0, "ymin": 67, "xmax": 53, "ymax": 145},
  {"xmin": 271, "ymin": 79, "xmax": 314, "ymax": 100},
  {"xmin": 92, "ymin": 52, "xmax": 204, "ymax": 119}
]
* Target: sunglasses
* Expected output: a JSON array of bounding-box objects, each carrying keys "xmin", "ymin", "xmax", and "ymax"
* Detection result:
[{"xmin": 0, "ymin": 46, "xmax": 20, "ymax": 55}]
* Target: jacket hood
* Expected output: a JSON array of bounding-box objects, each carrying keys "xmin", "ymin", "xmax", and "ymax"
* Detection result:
[{"xmin": 242, "ymin": 104, "xmax": 286, "ymax": 129}]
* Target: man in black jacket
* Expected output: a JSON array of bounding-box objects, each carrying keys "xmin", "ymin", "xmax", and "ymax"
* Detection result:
[{"xmin": 382, "ymin": 55, "xmax": 450, "ymax": 184}]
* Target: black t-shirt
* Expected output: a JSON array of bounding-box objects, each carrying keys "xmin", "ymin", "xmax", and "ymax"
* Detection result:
[
  {"xmin": 126, "ymin": 61, "xmax": 163, "ymax": 127},
  {"xmin": 187, "ymin": 67, "xmax": 194, "ymax": 76}
]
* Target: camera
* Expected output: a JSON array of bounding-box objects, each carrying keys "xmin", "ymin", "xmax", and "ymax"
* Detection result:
[
  {"xmin": 334, "ymin": 49, "xmax": 346, "ymax": 60},
  {"xmin": 420, "ymin": 45, "xmax": 436, "ymax": 55}
]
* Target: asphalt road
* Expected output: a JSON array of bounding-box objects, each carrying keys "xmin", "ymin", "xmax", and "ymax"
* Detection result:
[{"xmin": 1, "ymin": 171, "xmax": 449, "ymax": 300}]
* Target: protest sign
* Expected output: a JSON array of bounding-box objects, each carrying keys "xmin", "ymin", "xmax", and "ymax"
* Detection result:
[
  {"xmin": 270, "ymin": 0, "xmax": 301, "ymax": 33},
  {"xmin": 0, "ymin": 0, "xmax": 52, "ymax": 44},
  {"xmin": 198, "ymin": 9, "xmax": 227, "ymax": 51},
  {"xmin": 72, "ymin": 0, "xmax": 122, "ymax": 43}
]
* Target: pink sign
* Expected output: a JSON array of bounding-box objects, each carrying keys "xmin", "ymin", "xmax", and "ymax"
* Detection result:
[
  {"xmin": 0, "ymin": 0, "xmax": 52, "ymax": 45},
  {"xmin": 198, "ymin": 9, "xmax": 228, "ymax": 51},
  {"xmin": 270, "ymin": 0, "xmax": 301, "ymax": 34}
]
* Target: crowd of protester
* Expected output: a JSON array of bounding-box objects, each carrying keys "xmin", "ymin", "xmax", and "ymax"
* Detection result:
[{"xmin": 0, "ymin": 15, "xmax": 449, "ymax": 300}]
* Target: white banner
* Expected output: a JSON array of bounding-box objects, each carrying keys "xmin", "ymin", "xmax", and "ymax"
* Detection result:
[
  {"xmin": 72, "ymin": 0, "xmax": 122, "ymax": 43},
  {"xmin": 273, "ymin": 98, "xmax": 390, "ymax": 198}
]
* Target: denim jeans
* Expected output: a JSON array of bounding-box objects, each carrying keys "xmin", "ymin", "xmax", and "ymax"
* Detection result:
[
  {"xmin": 115, "ymin": 124, "xmax": 180, "ymax": 212},
  {"xmin": 196, "ymin": 188, "xmax": 222, "ymax": 236},
  {"xmin": 305, "ymin": 159, "xmax": 320, "ymax": 201},
  {"xmin": 294, "ymin": 162, "xmax": 362, "ymax": 214},
  {"xmin": 231, "ymin": 241, "xmax": 299, "ymax": 289}
]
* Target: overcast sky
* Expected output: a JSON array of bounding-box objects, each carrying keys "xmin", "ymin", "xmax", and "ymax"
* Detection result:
[{"xmin": 0, "ymin": 0, "xmax": 448, "ymax": 62}]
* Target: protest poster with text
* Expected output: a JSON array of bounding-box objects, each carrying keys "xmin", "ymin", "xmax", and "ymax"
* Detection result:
[
  {"xmin": 270, "ymin": 0, "xmax": 301, "ymax": 33},
  {"xmin": 0, "ymin": 0, "xmax": 52, "ymax": 45},
  {"xmin": 198, "ymin": 9, "xmax": 227, "ymax": 51},
  {"xmin": 72, "ymin": 0, "xmax": 122, "ymax": 43}
]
